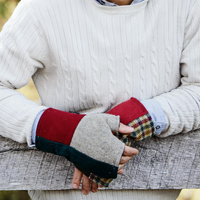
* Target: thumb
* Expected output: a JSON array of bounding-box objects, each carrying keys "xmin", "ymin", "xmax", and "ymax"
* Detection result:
[{"xmin": 118, "ymin": 123, "xmax": 134, "ymax": 134}]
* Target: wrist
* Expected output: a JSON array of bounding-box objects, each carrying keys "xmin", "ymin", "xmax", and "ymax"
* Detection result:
[
  {"xmin": 141, "ymin": 99, "xmax": 168, "ymax": 135},
  {"xmin": 36, "ymin": 108, "xmax": 85, "ymax": 146}
]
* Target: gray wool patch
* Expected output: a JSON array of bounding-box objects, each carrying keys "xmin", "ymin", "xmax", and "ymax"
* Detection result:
[{"xmin": 70, "ymin": 114, "xmax": 125, "ymax": 167}]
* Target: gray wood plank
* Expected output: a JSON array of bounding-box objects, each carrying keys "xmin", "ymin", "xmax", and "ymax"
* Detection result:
[{"xmin": 0, "ymin": 130, "xmax": 199, "ymax": 190}]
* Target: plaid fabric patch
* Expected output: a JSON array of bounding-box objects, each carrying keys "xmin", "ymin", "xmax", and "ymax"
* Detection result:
[
  {"xmin": 87, "ymin": 113, "xmax": 155, "ymax": 187},
  {"xmin": 128, "ymin": 113, "xmax": 155, "ymax": 141},
  {"xmin": 113, "ymin": 131, "xmax": 131, "ymax": 146},
  {"xmin": 89, "ymin": 173, "xmax": 111, "ymax": 187}
]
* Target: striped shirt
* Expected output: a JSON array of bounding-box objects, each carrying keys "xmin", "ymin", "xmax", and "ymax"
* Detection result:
[{"xmin": 95, "ymin": 0, "xmax": 144, "ymax": 6}]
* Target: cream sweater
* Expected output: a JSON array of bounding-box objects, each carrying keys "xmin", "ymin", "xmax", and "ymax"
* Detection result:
[{"xmin": 0, "ymin": 0, "xmax": 200, "ymax": 147}]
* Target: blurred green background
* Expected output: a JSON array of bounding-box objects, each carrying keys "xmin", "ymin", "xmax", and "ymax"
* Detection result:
[
  {"xmin": 0, "ymin": 0, "xmax": 199, "ymax": 199},
  {"xmin": 0, "ymin": 191, "xmax": 30, "ymax": 200}
]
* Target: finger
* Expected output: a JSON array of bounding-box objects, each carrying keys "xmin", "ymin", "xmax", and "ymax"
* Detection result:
[
  {"xmin": 118, "ymin": 169, "xmax": 124, "ymax": 174},
  {"xmin": 118, "ymin": 123, "xmax": 134, "ymax": 134},
  {"xmin": 123, "ymin": 146, "xmax": 139, "ymax": 156},
  {"xmin": 120, "ymin": 156, "xmax": 133, "ymax": 164},
  {"xmin": 91, "ymin": 181, "xmax": 98, "ymax": 193},
  {"xmin": 72, "ymin": 168, "xmax": 82, "ymax": 189},
  {"xmin": 82, "ymin": 175, "xmax": 91, "ymax": 195},
  {"xmin": 118, "ymin": 164, "xmax": 125, "ymax": 170}
]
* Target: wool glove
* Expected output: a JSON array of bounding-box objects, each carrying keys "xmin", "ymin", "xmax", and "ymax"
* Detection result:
[
  {"xmin": 35, "ymin": 108, "xmax": 124, "ymax": 179},
  {"xmin": 88, "ymin": 97, "xmax": 155, "ymax": 187}
]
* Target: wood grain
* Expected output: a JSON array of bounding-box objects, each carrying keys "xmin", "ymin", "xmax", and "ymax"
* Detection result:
[{"xmin": 0, "ymin": 130, "xmax": 199, "ymax": 190}]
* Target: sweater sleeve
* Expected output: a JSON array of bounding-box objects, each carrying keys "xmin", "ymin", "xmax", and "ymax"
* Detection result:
[
  {"xmin": 0, "ymin": 0, "xmax": 48, "ymax": 146},
  {"xmin": 154, "ymin": 2, "xmax": 200, "ymax": 137}
]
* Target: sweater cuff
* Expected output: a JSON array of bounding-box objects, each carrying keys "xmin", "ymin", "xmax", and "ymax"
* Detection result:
[{"xmin": 141, "ymin": 99, "xmax": 167, "ymax": 135}]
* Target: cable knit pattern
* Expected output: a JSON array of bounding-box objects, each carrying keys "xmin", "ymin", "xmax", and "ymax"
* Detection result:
[
  {"xmin": 0, "ymin": 0, "xmax": 200, "ymax": 146},
  {"xmin": 122, "ymin": 15, "xmax": 132, "ymax": 100},
  {"xmin": 91, "ymin": 55, "xmax": 102, "ymax": 107},
  {"xmin": 163, "ymin": 0, "xmax": 172, "ymax": 92},
  {"xmin": 137, "ymin": 14, "xmax": 147, "ymax": 100},
  {"xmin": 147, "ymin": 1, "xmax": 159, "ymax": 97},
  {"xmin": 61, "ymin": 57, "xmax": 73, "ymax": 110}
]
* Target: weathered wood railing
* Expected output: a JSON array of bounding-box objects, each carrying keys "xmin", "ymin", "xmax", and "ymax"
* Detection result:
[{"xmin": 0, "ymin": 130, "xmax": 200, "ymax": 190}]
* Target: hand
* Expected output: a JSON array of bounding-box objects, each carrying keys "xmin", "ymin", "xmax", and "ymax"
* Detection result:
[
  {"xmin": 72, "ymin": 167, "xmax": 98, "ymax": 195},
  {"xmin": 107, "ymin": 97, "xmax": 155, "ymax": 141},
  {"xmin": 118, "ymin": 123, "xmax": 139, "ymax": 173},
  {"xmin": 72, "ymin": 123, "xmax": 139, "ymax": 195}
]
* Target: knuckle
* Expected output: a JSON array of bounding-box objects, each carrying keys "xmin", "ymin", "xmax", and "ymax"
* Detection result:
[
  {"xmin": 124, "ymin": 147, "xmax": 128, "ymax": 154},
  {"xmin": 92, "ymin": 183, "xmax": 98, "ymax": 192},
  {"xmin": 119, "ymin": 164, "xmax": 124, "ymax": 169},
  {"xmin": 73, "ymin": 174, "xmax": 81, "ymax": 182},
  {"xmin": 73, "ymin": 177, "xmax": 80, "ymax": 184},
  {"xmin": 82, "ymin": 179, "xmax": 90, "ymax": 191},
  {"xmin": 121, "ymin": 157, "xmax": 126, "ymax": 163},
  {"xmin": 83, "ymin": 186, "xmax": 90, "ymax": 191}
]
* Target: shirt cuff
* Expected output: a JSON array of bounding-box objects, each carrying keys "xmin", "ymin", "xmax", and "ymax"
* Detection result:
[
  {"xmin": 141, "ymin": 99, "xmax": 167, "ymax": 135},
  {"xmin": 30, "ymin": 110, "xmax": 45, "ymax": 147}
]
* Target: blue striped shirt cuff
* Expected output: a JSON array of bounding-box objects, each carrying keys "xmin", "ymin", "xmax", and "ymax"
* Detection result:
[
  {"xmin": 30, "ymin": 110, "xmax": 45, "ymax": 147},
  {"xmin": 141, "ymin": 99, "xmax": 167, "ymax": 135}
]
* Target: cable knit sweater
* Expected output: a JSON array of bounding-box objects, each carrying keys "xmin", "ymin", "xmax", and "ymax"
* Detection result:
[{"xmin": 0, "ymin": 0, "xmax": 200, "ymax": 148}]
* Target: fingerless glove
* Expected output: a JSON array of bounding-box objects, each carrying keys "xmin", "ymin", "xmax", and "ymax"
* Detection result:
[
  {"xmin": 107, "ymin": 97, "xmax": 155, "ymax": 141},
  {"xmin": 35, "ymin": 108, "xmax": 124, "ymax": 179}
]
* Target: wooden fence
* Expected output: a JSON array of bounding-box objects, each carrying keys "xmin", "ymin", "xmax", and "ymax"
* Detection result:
[{"xmin": 0, "ymin": 130, "xmax": 200, "ymax": 190}]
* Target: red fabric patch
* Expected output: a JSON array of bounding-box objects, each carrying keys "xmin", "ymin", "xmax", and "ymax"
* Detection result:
[
  {"xmin": 107, "ymin": 97, "xmax": 148, "ymax": 125},
  {"xmin": 36, "ymin": 108, "xmax": 85, "ymax": 146}
]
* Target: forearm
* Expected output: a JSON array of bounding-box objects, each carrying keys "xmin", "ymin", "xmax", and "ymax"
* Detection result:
[
  {"xmin": 0, "ymin": 88, "xmax": 47, "ymax": 145},
  {"xmin": 154, "ymin": 85, "xmax": 200, "ymax": 137}
]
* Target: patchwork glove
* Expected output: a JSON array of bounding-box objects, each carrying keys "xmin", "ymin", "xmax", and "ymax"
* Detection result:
[
  {"xmin": 107, "ymin": 97, "xmax": 155, "ymax": 141},
  {"xmin": 35, "ymin": 108, "xmax": 125, "ymax": 179},
  {"xmin": 88, "ymin": 97, "xmax": 155, "ymax": 187}
]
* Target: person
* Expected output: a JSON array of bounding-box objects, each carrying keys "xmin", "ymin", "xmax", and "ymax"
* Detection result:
[{"xmin": 0, "ymin": 0, "xmax": 200, "ymax": 199}]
